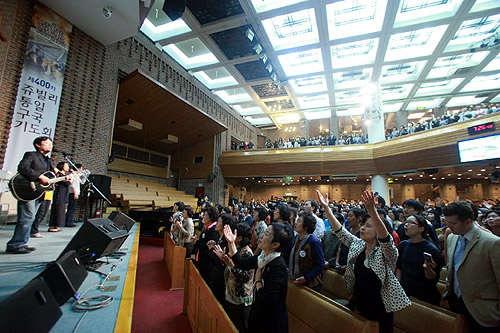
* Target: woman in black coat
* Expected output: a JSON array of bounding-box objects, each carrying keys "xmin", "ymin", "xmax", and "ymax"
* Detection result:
[
  {"xmin": 219, "ymin": 222, "xmax": 293, "ymax": 333},
  {"xmin": 192, "ymin": 206, "xmax": 220, "ymax": 285},
  {"xmin": 48, "ymin": 162, "xmax": 72, "ymax": 232}
]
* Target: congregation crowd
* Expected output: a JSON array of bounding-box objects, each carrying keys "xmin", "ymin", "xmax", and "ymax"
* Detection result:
[
  {"xmin": 168, "ymin": 192, "xmax": 500, "ymax": 332},
  {"xmin": 231, "ymin": 103, "xmax": 500, "ymax": 151}
]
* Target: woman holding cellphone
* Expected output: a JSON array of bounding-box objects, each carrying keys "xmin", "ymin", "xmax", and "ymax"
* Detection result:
[{"xmin": 316, "ymin": 190, "xmax": 410, "ymax": 333}]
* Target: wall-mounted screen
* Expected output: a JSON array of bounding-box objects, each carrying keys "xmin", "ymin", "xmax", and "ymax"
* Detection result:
[{"xmin": 458, "ymin": 134, "xmax": 500, "ymax": 163}]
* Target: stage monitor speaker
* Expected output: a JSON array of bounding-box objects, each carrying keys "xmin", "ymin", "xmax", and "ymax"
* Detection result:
[
  {"xmin": 0, "ymin": 278, "xmax": 62, "ymax": 333},
  {"xmin": 109, "ymin": 211, "xmax": 136, "ymax": 232},
  {"xmin": 162, "ymin": 0, "xmax": 186, "ymax": 21},
  {"xmin": 38, "ymin": 250, "xmax": 88, "ymax": 306},
  {"xmin": 88, "ymin": 174, "xmax": 111, "ymax": 199},
  {"xmin": 58, "ymin": 218, "xmax": 129, "ymax": 265}
]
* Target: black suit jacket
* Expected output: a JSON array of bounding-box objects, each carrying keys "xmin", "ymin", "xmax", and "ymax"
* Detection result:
[
  {"xmin": 233, "ymin": 253, "xmax": 289, "ymax": 333},
  {"xmin": 18, "ymin": 151, "xmax": 54, "ymax": 181}
]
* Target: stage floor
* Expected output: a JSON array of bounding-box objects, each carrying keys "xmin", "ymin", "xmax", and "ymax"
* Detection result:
[{"xmin": 0, "ymin": 221, "xmax": 140, "ymax": 332}]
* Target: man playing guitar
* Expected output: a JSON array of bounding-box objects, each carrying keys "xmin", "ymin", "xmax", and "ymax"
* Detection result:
[{"xmin": 6, "ymin": 136, "xmax": 69, "ymax": 254}]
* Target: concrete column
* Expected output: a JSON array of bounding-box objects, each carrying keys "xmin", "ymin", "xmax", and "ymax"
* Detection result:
[
  {"xmin": 366, "ymin": 116, "xmax": 385, "ymax": 143},
  {"xmin": 371, "ymin": 175, "xmax": 389, "ymax": 205},
  {"xmin": 434, "ymin": 106, "xmax": 447, "ymax": 118},
  {"xmin": 396, "ymin": 110, "xmax": 408, "ymax": 128},
  {"xmin": 402, "ymin": 184, "xmax": 416, "ymax": 202},
  {"xmin": 441, "ymin": 183, "xmax": 457, "ymax": 202},
  {"xmin": 299, "ymin": 118, "xmax": 309, "ymax": 138},
  {"xmin": 329, "ymin": 110, "xmax": 340, "ymax": 138}
]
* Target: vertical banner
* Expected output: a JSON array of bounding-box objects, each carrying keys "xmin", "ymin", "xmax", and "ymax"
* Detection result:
[{"xmin": 2, "ymin": 3, "xmax": 72, "ymax": 187}]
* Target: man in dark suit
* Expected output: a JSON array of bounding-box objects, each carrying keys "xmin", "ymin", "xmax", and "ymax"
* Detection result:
[
  {"xmin": 444, "ymin": 201, "xmax": 500, "ymax": 331},
  {"xmin": 6, "ymin": 136, "xmax": 56, "ymax": 254}
]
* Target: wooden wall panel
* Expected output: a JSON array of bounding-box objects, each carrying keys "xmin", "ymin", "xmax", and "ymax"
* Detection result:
[
  {"xmin": 108, "ymin": 157, "xmax": 169, "ymax": 178},
  {"xmin": 171, "ymin": 137, "xmax": 215, "ymax": 179}
]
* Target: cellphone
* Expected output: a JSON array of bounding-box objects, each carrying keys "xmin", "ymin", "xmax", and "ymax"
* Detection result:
[{"xmin": 423, "ymin": 252, "xmax": 433, "ymax": 263}]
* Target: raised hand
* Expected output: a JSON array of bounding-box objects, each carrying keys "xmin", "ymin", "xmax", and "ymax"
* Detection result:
[
  {"xmin": 361, "ymin": 190, "xmax": 378, "ymax": 212},
  {"xmin": 224, "ymin": 224, "xmax": 237, "ymax": 244},
  {"xmin": 316, "ymin": 190, "xmax": 329, "ymax": 207},
  {"xmin": 213, "ymin": 244, "xmax": 226, "ymax": 260},
  {"xmin": 207, "ymin": 240, "xmax": 216, "ymax": 250}
]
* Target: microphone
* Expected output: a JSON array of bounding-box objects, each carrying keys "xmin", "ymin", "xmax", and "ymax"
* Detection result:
[{"xmin": 53, "ymin": 148, "xmax": 73, "ymax": 156}]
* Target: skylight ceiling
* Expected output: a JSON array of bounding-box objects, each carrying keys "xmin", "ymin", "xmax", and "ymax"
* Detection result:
[{"xmin": 143, "ymin": 0, "xmax": 500, "ymax": 128}]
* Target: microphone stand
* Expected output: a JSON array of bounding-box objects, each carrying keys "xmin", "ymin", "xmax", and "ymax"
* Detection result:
[{"xmin": 64, "ymin": 155, "xmax": 111, "ymax": 223}]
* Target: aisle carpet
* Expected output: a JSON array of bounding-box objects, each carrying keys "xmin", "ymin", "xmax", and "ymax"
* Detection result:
[{"xmin": 132, "ymin": 237, "xmax": 191, "ymax": 332}]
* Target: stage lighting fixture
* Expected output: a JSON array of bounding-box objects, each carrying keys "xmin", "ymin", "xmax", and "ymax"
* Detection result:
[
  {"xmin": 253, "ymin": 43, "xmax": 263, "ymax": 54},
  {"xmin": 266, "ymin": 63, "xmax": 273, "ymax": 73},
  {"xmin": 246, "ymin": 28, "xmax": 255, "ymax": 41},
  {"xmin": 260, "ymin": 53, "xmax": 268, "ymax": 63}
]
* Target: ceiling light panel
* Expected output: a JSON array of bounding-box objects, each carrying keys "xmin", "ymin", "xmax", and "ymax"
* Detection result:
[
  {"xmin": 303, "ymin": 110, "xmax": 332, "ymax": 120},
  {"xmin": 490, "ymin": 94, "xmax": 500, "ymax": 103},
  {"xmin": 262, "ymin": 8, "xmax": 319, "ymax": 51},
  {"xmin": 214, "ymin": 88, "xmax": 252, "ymax": 104},
  {"xmin": 333, "ymin": 68, "xmax": 373, "ymax": 90},
  {"xmin": 482, "ymin": 53, "xmax": 500, "ymax": 72},
  {"xmin": 298, "ymin": 94, "xmax": 330, "ymax": 109},
  {"xmin": 232, "ymin": 103, "xmax": 265, "ymax": 116},
  {"xmin": 385, "ymin": 25, "xmax": 448, "ymax": 62},
  {"xmin": 446, "ymin": 95, "xmax": 486, "ymax": 107},
  {"xmin": 193, "ymin": 67, "xmax": 238, "ymax": 89},
  {"xmin": 278, "ymin": 48, "xmax": 324, "ymax": 76},
  {"xmin": 163, "ymin": 38, "xmax": 218, "ymax": 69},
  {"xmin": 289, "ymin": 75, "xmax": 327, "ymax": 94},
  {"xmin": 414, "ymin": 78, "xmax": 464, "ymax": 96},
  {"xmin": 336, "ymin": 106, "xmax": 365, "ymax": 116},
  {"xmin": 445, "ymin": 13, "xmax": 500, "ymax": 52},
  {"xmin": 379, "ymin": 61, "xmax": 427, "ymax": 83},
  {"xmin": 382, "ymin": 102, "xmax": 403, "ymax": 113},
  {"xmin": 380, "ymin": 84, "xmax": 414, "ymax": 101},
  {"xmin": 140, "ymin": 18, "xmax": 191, "ymax": 42},
  {"xmin": 326, "ymin": 0, "xmax": 387, "ymax": 40},
  {"xmin": 470, "ymin": 0, "xmax": 500, "ymax": 13},
  {"xmin": 331, "ymin": 38, "xmax": 379, "ymax": 69},
  {"xmin": 407, "ymin": 112, "xmax": 426, "ymax": 119},
  {"xmin": 335, "ymin": 90, "xmax": 362, "ymax": 105},
  {"xmin": 275, "ymin": 113, "xmax": 301, "ymax": 124},
  {"xmin": 407, "ymin": 98, "xmax": 443, "ymax": 110},
  {"xmin": 460, "ymin": 73, "xmax": 500, "ymax": 92},
  {"xmin": 394, "ymin": 0, "xmax": 462, "ymax": 28},
  {"xmin": 245, "ymin": 115, "xmax": 273, "ymax": 125},
  {"xmin": 250, "ymin": 0, "xmax": 308, "ymax": 13},
  {"xmin": 427, "ymin": 52, "xmax": 489, "ymax": 79}
]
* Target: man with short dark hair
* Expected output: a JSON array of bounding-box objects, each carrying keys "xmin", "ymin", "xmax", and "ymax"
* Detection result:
[
  {"xmin": 444, "ymin": 201, "xmax": 500, "ymax": 331},
  {"xmin": 6, "ymin": 136, "xmax": 59, "ymax": 254},
  {"xmin": 304, "ymin": 200, "xmax": 325, "ymax": 240}
]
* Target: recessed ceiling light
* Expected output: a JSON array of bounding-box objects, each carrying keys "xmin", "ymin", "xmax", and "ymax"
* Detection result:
[
  {"xmin": 457, "ymin": 174, "xmax": 462, "ymax": 176},
  {"xmin": 245, "ymin": 177, "xmax": 248, "ymax": 180},
  {"xmin": 409, "ymin": 178, "xmax": 413, "ymax": 180},
  {"xmin": 468, "ymin": 169, "xmax": 472, "ymax": 172},
  {"xmin": 485, "ymin": 177, "xmax": 489, "ymax": 179},
  {"xmin": 496, "ymin": 166, "xmax": 500, "ymax": 169},
  {"xmin": 419, "ymin": 175, "xmax": 423, "ymax": 177},
  {"xmin": 403, "ymin": 175, "xmax": 406, "ymax": 177},
  {"xmin": 441, "ymin": 177, "xmax": 445, "ymax": 179},
  {"xmin": 395, "ymin": 178, "xmax": 398, "ymax": 180},
  {"xmin": 457, "ymin": 177, "xmax": 461, "ymax": 180},
  {"xmin": 432, "ymin": 177, "xmax": 437, "ymax": 180},
  {"xmin": 447, "ymin": 173, "xmax": 451, "ymax": 176},
  {"xmin": 315, "ymin": 180, "xmax": 317, "ymax": 182},
  {"xmin": 467, "ymin": 177, "xmax": 471, "ymax": 179},
  {"xmin": 481, "ymin": 169, "xmax": 486, "ymax": 172},
  {"xmin": 477, "ymin": 173, "xmax": 482, "ymax": 176},
  {"xmin": 429, "ymin": 175, "xmax": 433, "ymax": 177}
]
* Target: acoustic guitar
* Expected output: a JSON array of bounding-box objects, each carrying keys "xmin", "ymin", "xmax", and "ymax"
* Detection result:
[{"xmin": 9, "ymin": 171, "xmax": 68, "ymax": 202}]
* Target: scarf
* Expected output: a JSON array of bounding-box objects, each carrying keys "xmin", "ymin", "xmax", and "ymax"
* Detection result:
[
  {"xmin": 257, "ymin": 251, "xmax": 280, "ymax": 269},
  {"xmin": 288, "ymin": 234, "xmax": 311, "ymax": 280}
]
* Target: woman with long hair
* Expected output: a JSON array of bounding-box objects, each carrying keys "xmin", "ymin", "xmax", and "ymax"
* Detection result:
[
  {"xmin": 48, "ymin": 162, "xmax": 72, "ymax": 232},
  {"xmin": 317, "ymin": 190, "xmax": 410, "ymax": 333}
]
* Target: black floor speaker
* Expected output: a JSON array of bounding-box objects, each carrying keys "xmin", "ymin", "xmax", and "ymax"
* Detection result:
[
  {"xmin": 0, "ymin": 277, "xmax": 62, "ymax": 333},
  {"xmin": 38, "ymin": 250, "xmax": 88, "ymax": 306},
  {"xmin": 109, "ymin": 211, "xmax": 136, "ymax": 232},
  {"xmin": 59, "ymin": 218, "xmax": 129, "ymax": 265}
]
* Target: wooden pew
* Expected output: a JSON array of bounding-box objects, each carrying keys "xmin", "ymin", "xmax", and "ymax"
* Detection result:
[
  {"xmin": 164, "ymin": 232, "xmax": 186, "ymax": 290},
  {"xmin": 287, "ymin": 282, "xmax": 378, "ymax": 333},
  {"xmin": 183, "ymin": 260, "xmax": 237, "ymax": 332},
  {"xmin": 394, "ymin": 297, "xmax": 468, "ymax": 333},
  {"xmin": 320, "ymin": 270, "xmax": 466, "ymax": 332}
]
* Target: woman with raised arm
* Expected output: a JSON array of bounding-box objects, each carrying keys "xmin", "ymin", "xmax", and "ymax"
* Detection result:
[
  {"xmin": 316, "ymin": 190, "xmax": 410, "ymax": 333},
  {"xmin": 221, "ymin": 222, "xmax": 292, "ymax": 333}
]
